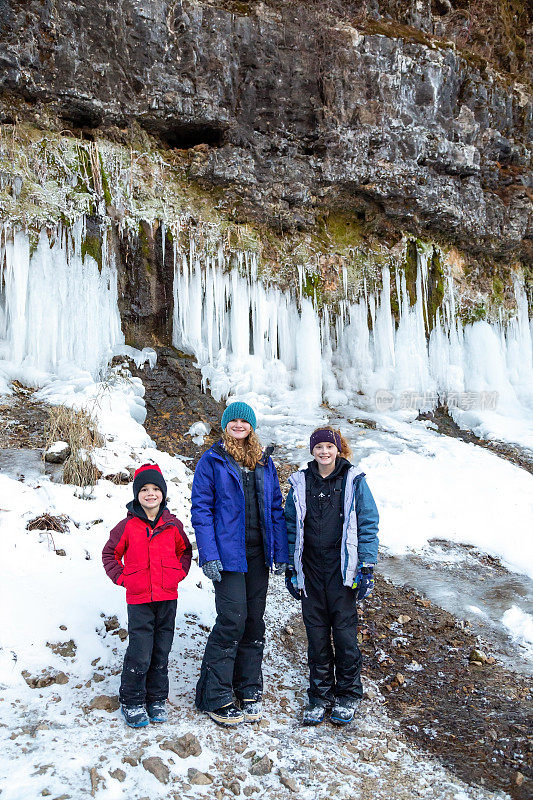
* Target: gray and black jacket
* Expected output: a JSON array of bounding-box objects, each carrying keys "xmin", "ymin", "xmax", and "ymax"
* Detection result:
[{"xmin": 284, "ymin": 463, "xmax": 379, "ymax": 594}]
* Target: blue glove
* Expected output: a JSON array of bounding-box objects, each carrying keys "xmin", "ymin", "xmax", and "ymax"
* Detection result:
[
  {"xmin": 274, "ymin": 562, "xmax": 288, "ymax": 575},
  {"xmin": 352, "ymin": 565, "xmax": 374, "ymax": 600},
  {"xmin": 202, "ymin": 559, "xmax": 223, "ymax": 583},
  {"xmin": 285, "ymin": 567, "xmax": 301, "ymax": 600}
]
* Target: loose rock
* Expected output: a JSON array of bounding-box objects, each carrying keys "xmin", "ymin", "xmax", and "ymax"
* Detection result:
[
  {"xmin": 109, "ymin": 768, "xmax": 126, "ymax": 782},
  {"xmin": 142, "ymin": 757, "xmax": 169, "ymax": 784},
  {"xmin": 44, "ymin": 441, "xmax": 70, "ymax": 463},
  {"xmin": 122, "ymin": 748, "xmax": 144, "ymax": 767},
  {"xmin": 22, "ymin": 670, "xmax": 69, "ymax": 688},
  {"xmin": 89, "ymin": 695, "xmax": 120, "ymax": 712},
  {"xmin": 187, "ymin": 768, "xmax": 213, "ymax": 785},
  {"xmin": 279, "ymin": 769, "xmax": 299, "ymax": 792},
  {"xmin": 249, "ymin": 755, "xmax": 272, "ymax": 776},
  {"xmin": 160, "ymin": 732, "xmax": 202, "ymax": 758}
]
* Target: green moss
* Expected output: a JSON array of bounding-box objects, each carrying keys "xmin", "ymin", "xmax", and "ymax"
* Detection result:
[
  {"xmin": 403, "ymin": 239, "xmax": 418, "ymax": 307},
  {"xmin": 461, "ymin": 303, "xmax": 487, "ymax": 325},
  {"xmin": 315, "ymin": 211, "xmax": 363, "ymax": 254},
  {"xmin": 302, "ymin": 271, "xmax": 322, "ymax": 305},
  {"xmin": 81, "ymin": 233, "xmax": 103, "ymax": 270},
  {"xmin": 99, "ymin": 153, "xmax": 112, "ymax": 206},
  {"xmin": 426, "ymin": 247, "xmax": 445, "ymax": 329},
  {"xmin": 492, "ymin": 275, "xmax": 504, "ymax": 304}
]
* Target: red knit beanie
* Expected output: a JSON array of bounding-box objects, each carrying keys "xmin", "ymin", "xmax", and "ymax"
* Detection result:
[{"xmin": 133, "ymin": 464, "xmax": 167, "ymax": 500}]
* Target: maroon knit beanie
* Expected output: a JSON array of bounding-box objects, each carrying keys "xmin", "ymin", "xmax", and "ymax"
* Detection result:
[
  {"xmin": 133, "ymin": 463, "xmax": 167, "ymax": 500},
  {"xmin": 309, "ymin": 429, "xmax": 342, "ymax": 454}
]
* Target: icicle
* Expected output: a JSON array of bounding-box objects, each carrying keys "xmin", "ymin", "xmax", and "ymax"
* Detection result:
[{"xmin": 0, "ymin": 219, "xmax": 123, "ymax": 379}]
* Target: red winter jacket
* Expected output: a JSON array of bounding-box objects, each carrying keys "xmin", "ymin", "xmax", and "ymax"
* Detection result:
[{"xmin": 102, "ymin": 508, "xmax": 192, "ymax": 604}]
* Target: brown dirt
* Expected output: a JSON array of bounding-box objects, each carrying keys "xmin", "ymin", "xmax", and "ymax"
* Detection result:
[
  {"xmin": 0, "ymin": 385, "xmax": 49, "ymax": 449},
  {"xmin": 127, "ymin": 347, "xmax": 226, "ymax": 467},
  {"xmin": 283, "ymin": 576, "xmax": 533, "ymax": 800}
]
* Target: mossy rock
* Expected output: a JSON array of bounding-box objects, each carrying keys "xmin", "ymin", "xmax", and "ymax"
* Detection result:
[{"xmin": 81, "ymin": 233, "xmax": 103, "ymax": 270}]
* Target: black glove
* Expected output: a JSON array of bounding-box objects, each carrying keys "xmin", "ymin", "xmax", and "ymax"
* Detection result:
[
  {"xmin": 352, "ymin": 565, "xmax": 374, "ymax": 600},
  {"xmin": 274, "ymin": 562, "xmax": 288, "ymax": 575},
  {"xmin": 285, "ymin": 567, "xmax": 301, "ymax": 600},
  {"xmin": 202, "ymin": 559, "xmax": 223, "ymax": 582}
]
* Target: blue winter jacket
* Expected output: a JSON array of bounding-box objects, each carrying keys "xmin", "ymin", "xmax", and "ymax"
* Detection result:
[
  {"xmin": 191, "ymin": 441, "xmax": 289, "ymax": 572},
  {"xmin": 285, "ymin": 467, "xmax": 379, "ymax": 594}
]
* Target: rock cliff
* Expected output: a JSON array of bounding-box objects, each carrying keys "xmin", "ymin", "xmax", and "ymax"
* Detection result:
[{"xmin": 1, "ymin": 0, "xmax": 531, "ymax": 270}]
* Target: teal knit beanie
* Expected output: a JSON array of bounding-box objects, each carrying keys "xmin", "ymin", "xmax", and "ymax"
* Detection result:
[{"xmin": 221, "ymin": 401, "xmax": 257, "ymax": 431}]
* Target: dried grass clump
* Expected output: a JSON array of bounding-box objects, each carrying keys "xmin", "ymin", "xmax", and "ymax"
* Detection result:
[
  {"xmin": 26, "ymin": 513, "xmax": 70, "ymax": 532},
  {"xmin": 46, "ymin": 405, "xmax": 104, "ymax": 487}
]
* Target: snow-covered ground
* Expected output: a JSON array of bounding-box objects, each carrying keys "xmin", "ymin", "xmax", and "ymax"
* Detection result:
[
  {"xmin": 0, "ymin": 364, "xmax": 531, "ymax": 799},
  {"xmin": 1, "ymin": 220, "xmax": 532, "ymax": 797}
]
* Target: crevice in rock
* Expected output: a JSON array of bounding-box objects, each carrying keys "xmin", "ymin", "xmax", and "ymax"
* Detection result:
[{"xmin": 146, "ymin": 121, "xmax": 227, "ymax": 150}]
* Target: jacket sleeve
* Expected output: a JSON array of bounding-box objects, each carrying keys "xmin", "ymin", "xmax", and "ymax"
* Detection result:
[
  {"xmin": 269, "ymin": 459, "xmax": 289, "ymax": 564},
  {"xmin": 284, "ymin": 487, "xmax": 297, "ymax": 567},
  {"xmin": 102, "ymin": 519, "xmax": 128, "ymax": 586},
  {"xmin": 174, "ymin": 519, "xmax": 193, "ymax": 580},
  {"xmin": 191, "ymin": 454, "xmax": 221, "ymax": 567},
  {"xmin": 354, "ymin": 476, "xmax": 379, "ymax": 567}
]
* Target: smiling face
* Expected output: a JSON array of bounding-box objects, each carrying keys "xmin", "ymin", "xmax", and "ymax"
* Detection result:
[
  {"xmin": 312, "ymin": 441, "xmax": 339, "ymax": 468},
  {"xmin": 225, "ymin": 418, "xmax": 252, "ymax": 440},
  {"xmin": 138, "ymin": 483, "xmax": 163, "ymax": 518}
]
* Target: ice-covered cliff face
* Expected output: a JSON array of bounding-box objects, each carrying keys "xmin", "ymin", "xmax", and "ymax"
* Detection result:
[
  {"xmin": 1, "ymin": 215, "xmax": 532, "ymax": 448},
  {"xmin": 1, "ymin": 0, "xmax": 531, "ymax": 266},
  {"xmin": 172, "ymin": 232, "xmax": 533, "ymax": 444}
]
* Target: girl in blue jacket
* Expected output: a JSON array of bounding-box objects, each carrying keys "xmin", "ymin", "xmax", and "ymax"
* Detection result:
[
  {"xmin": 285, "ymin": 426, "xmax": 379, "ymax": 727},
  {"xmin": 192, "ymin": 401, "xmax": 289, "ymax": 727}
]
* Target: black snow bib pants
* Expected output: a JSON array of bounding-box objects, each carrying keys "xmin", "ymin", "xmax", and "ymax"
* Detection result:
[
  {"xmin": 195, "ymin": 451, "xmax": 269, "ymax": 712},
  {"xmin": 301, "ymin": 459, "xmax": 363, "ymax": 708}
]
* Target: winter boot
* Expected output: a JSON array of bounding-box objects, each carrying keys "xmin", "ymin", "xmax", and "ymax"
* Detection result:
[
  {"xmin": 330, "ymin": 698, "xmax": 361, "ymax": 726},
  {"xmin": 239, "ymin": 699, "xmax": 262, "ymax": 723},
  {"xmin": 121, "ymin": 704, "xmax": 149, "ymax": 728},
  {"xmin": 302, "ymin": 703, "xmax": 327, "ymax": 726},
  {"xmin": 146, "ymin": 701, "xmax": 168, "ymax": 723},
  {"xmin": 207, "ymin": 703, "xmax": 244, "ymax": 727}
]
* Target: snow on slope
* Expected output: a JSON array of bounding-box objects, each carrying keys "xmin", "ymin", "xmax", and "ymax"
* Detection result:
[{"xmin": 0, "ymin": 374, "xmax": 516, "ymax": 800}]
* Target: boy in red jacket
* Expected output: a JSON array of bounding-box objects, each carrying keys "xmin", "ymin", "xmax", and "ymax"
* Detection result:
[{"xmin": 102, "ymin": 463, "xmax": 192, "ymax": 727}]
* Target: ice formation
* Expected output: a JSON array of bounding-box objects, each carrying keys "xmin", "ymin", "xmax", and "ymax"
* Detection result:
[
  {"xmin": 173, "ymin": 237, "xmax": 533, "ymax": 444},
  {"xmin": 0, "ymin": 220, "xmax": 124, "ymax": 387}
]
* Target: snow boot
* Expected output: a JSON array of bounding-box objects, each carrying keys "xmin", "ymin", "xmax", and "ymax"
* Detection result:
[
  {"xmin": 330, "ymin": 698, "xmax": 361, "ymax": 726},
  {"xmin": 146, "ymin": 701, "xmax": 168, "ymax": 723},
  {"xmin": 302, "ymin": 703, "xmax": 327, "ymax": 726},
  {"xmin": 207, "ymin": 703, "xmax": 244, "ymax": 727},
  {"xmin": 239, "ymin": 699, "xmax": 262, "ymax": 723},
  {"xmin": 121, "ymin": 704, "xmax": 149, "ymax": 728}
]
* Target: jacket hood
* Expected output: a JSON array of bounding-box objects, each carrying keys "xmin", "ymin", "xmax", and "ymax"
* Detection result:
[
  {"xmin": 126, "ymin": 498, "xmax": 169, "ymax": 528},
  {"xmin": 307, "ymin": 456, "xmax": 351, "ymax": 482}
]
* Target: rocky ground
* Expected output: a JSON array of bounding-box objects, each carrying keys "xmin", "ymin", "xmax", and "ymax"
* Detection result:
[
  {"xmin": 5, "ymin": 576, "xmax": 530, "ymax": 800},
  {"xmin": 128, "ymin": 349, "xmax": 226, "ymax": 468},
  {"xmin": 416, "ymin": 408, "xmax": 533, "ymax": 476},
  {"xmin": 283, "ymin": 579, "xmax": 532, "ymax": 800},
  {"xmin": 1, "ymin": 367, "xmax": 532, "ymax": 799}
]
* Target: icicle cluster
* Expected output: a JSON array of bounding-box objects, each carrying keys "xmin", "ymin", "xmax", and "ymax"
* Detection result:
[
  {"xmin": 0, "ymin": 220, "xmax": 124, "ymax": 384},
  {"xmin": 172, "ymin": 238, "xmax": 533, "ymax": 418}
]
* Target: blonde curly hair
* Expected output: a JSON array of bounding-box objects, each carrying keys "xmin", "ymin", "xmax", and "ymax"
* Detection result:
[
  {"xmin": 310, "ymin": 425, "xmax": 353, "ymax": 461},
  {"xmin": 222, "ymin": 428, "xmax": 264, "ymax": 470}
]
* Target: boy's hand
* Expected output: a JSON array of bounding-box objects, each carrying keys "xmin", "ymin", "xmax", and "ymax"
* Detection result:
[
  {"xmin": 273, "ymin": 562, "xmax": 288, "ymax": 575},
  {"xmin": 202, "ymin": 559, "xmax": 223, "ymax": 582},
  {"xmin": 285, "ymin": 567, "xmax": 301, "ymax": 600},
  {"xmin": 352, "ymin": 565, "xmax": 374, "ymax": 600}
]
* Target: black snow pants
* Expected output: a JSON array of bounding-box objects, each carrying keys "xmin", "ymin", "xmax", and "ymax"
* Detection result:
[
  {"xmin": 119, "ymin": 599, "xmax": 177, "ymax": 706},
  {"xmin": 301, "ymin": 546, "xmax": 363, "ymax": 708},
  {"xmin": 195, "ymin": 548, "xmax": 269, "ymax": 711}
]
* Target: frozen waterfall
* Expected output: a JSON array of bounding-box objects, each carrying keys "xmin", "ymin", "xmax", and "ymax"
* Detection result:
[
  {"xmin": 172, "ymin": 239, "xmax": 533, "ymax": 445},
  {"xmin": 0, "ymin": 220, "xmax": 124, "ymax": 388}
]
